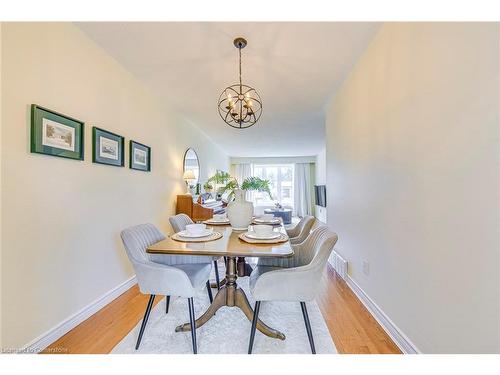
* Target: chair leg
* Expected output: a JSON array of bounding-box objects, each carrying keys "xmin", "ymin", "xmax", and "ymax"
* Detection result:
[
  {"xmin": 188, "ymin": 297, "xmax": 197, "ymax": 354},
  {"xmin": 248, "ymin": 301, "xmax": 261, "ymax": 354},
  {"xmin": 206, "ymin": 280, "xmax": 213, "ymax": 304},
  {"xmin": 135, "ymin": 294, "xmax": 155, "ymax": 350},
  {"xmin": 300, "ymin": 302, "xmax": 316, "ymax": 354},
  {"xmin": 165, "ymin": 295, "xmax": 170, "ymax": 314},
  {"xmin": 214, "ymin": 260, "xmax": 220, "ymax": 290}
]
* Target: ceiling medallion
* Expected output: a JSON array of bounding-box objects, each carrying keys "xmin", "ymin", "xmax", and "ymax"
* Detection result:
[{"xmin": 218, "ymin": 37, "xmax": 262, "ymax": 129}]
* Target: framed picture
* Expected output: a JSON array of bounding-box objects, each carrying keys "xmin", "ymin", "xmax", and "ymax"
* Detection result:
[
  {"xmin": 92, "ymin": 127, "xmax": 125, "ymax": 167},
  {"xmin": 30, "ymin": 104, "xmax": 84, "ymax": 160},
  {"xmin": 129, "ymin": 140, "xmax": 151, "ymax": 172}
]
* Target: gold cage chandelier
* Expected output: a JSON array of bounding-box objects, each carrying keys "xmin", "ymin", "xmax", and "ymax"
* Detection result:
[{"xmin": 218, "ymin": 37, "xmax": 262, "ymax": 129}]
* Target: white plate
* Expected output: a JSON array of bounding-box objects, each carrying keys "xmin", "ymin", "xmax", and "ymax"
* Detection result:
[
  {"xmin": 253, "ymin": 218, "xmax": 281, "ymax": 224},
  {"xmin": 205, "ymin": 219, "xmax": 230, "ymax": 224},
  {"xmin": 231, "ymin": 227, "xmax": 249, "ymax": 231},
  {"xmin": 245, "ymin": 231, "xmax": 281, "ymax": 240},
  {"xmin": 213, "ymin": 215, "xmax": 227, "ymax": 221},
  {"xmin": 177, "ymin": 229, "xmax": 213, "ymax": 238}
]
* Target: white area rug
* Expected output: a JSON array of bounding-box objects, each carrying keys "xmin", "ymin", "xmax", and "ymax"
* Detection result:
[{"xmin": 112, "ymin": 276, "xmax": 337, "ymax": 354}]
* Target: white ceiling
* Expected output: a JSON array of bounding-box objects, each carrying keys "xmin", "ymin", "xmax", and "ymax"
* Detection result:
[{"xmin": 76, "ymin": 22, "xmax": 380, "ymax": 157}]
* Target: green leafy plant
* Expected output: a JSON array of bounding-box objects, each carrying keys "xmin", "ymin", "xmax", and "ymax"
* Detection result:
[
  {"xmin": 223, "ymin": 179, "xmax": 239, "ymax": 194},
  {"xmin": 207, "ymin": 170, "xmax": 232, "ymax": 185},
  {"xmin": 203, "ymin": 181, "xmax": 213, "ymax": 191},
  {"xmin": 241, "ymin": 177, "xmax": 273, "ymax": 197},
  {"xmin": 207, "ymin": 171, "xmax": 273, "ymax": 201}
]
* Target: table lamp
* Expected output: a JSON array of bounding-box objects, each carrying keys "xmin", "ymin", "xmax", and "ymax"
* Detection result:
[{"xmin": 183, "ymin": 170, "xmax": 196, "ymax": 194}]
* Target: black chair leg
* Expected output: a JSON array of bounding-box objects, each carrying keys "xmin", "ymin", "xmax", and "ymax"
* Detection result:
[
  {"xmin": 165, "ymin": 295, "xmax": 170, "ymax": 314},
  {"xmin": 300, "ymin": 301, "xmax": 316, "ymax": 354},
  {"xmin": 214, "ymin": 260, "xmax": 221, "ymax": 290},
  {"xmin": 206, "ymin": 280, "xmax": 213, "ymax": 304},
  {"xmin": 248, "ymin": 301, "xmax": 261, "ymax": 354},
  {"xmin": 135, "ymin": 294, "xmax": 155, "ymax": 350},
  {"xmin": 188, "ymin": 297, "xmax": 197, "ymax": 354}
]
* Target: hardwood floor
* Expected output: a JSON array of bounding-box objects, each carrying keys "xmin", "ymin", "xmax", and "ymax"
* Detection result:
[
  {"xmin": 43, "ymin": 264, "xmax": 401, "ymax": 354},
  {"xmin": 42, "ymin": 285, "xmax": 163, "ymax": 354},
  {"xmin": 317, "ymin": 265, "xmax": 401, "ymax": 353}
]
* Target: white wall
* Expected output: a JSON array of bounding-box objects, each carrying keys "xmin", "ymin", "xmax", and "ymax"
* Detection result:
[
  {"xmin": 0, "ymin": 23, "xmax": 228, "ymax": 349},
  {"xmin": 326, "ymin": 23, "xmax": 499, "ymax": 353},
  {"xmin": 0, "ymin": 21, "xmax": 3, "ymax": 349},
  {"xmin": 231, "ymin": 156, "xmax": 316, "ymax": 165},
  {"xmin": 314, "ymin": 148, "xmax": 327, "ymax": 223}
]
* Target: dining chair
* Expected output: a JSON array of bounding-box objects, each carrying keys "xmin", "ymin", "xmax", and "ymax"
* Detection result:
[
  {"xmin": 256, "ymin": 223, "xmax": 320, "ymax": 269},
  {"xmin": 285, "ymin": 215, "xmax": 316, "ymax": 244},
  {"xmin": 169, "ymin": 213, "xmax": 222, "ymax": 289},
  {"xmin": 121, "ymin": 223, "xmax": 213, "ymax": 353},
  {"xmin": 247, "ymin": 226, "xmax": 338, "ymax": 354}
]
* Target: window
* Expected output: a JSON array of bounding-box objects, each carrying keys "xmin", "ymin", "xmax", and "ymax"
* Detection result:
[{"xmin": 252, "ymin": 164, "xmax": 294, "ymax": 208}]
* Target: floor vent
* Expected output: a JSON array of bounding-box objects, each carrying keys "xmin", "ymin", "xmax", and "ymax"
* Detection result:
[{"xmin": 329, "ymin": 250, "xmax": 348, "ymax": 280}]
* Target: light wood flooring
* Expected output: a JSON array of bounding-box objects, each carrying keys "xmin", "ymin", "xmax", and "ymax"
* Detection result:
[{"xmin": 43, "ymin": 264, "xmax": 401, "ymax": 354}]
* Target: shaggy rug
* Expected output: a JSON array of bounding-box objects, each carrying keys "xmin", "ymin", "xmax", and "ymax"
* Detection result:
[{"xmin": 112, "ymin": 275, "xmax": 337, "ymax": 354}]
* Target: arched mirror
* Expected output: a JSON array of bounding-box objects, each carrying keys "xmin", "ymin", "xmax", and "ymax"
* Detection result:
[{"xmin": 183, "ymin": 148, "xmax": 200, "ymax": 188}]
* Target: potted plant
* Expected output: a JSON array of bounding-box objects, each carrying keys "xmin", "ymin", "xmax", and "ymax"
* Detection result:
[
  {"xmin": 207, "ymin": 170, "xmax": 232, "ymax": 185},
  {"xmin": 207, "ymin": 170, "xmax": 233, "ymax": 199},
  {"xmin": 240, "ymin": 177, "xmax": 272, "ymax": 198},
  {"xmin": 206, "ymin": 172, "xmax": 272, "ymax": 200},
  {"xmin": 203, "ymin": 181, "xmax": 213, "ymax": 193},
  {"xmin": 223, "ymin": 176, "xmax": 273, "ymax": 229},
  {"xmin": 207, "ymin": 170, "xmax": 273, "ymax": 229}
]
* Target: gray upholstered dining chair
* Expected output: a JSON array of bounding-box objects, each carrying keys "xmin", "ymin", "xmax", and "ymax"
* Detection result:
[
  {"xmin": 169, "ymin": 213, "xmax": 222, "ymax": 289},
  {"xmin": 168, "ymin": 213, "xmax": 194, "ymax": 233},
  {"xmin": 286, "ymin": 215, "xmax": 316, "ymax": 244},
  {"xmin": 256, "ymin": 218, "xmax": 318, "ymax": 269},
  {"xmin": 247, "ymin": 226, "xmax": 338, "ymax": 354},
  {"xmin": 121, "ymin": 223, "xmax": 213, "ymax": 353}
]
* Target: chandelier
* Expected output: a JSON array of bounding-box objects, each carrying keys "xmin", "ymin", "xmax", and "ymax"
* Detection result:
[{"xmin": 218, "ymin": 37, "xmax": 262, "ymax": 129}]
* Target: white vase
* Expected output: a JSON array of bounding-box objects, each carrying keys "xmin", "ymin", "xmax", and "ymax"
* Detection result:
[{"xmin": 227, "ymin": 189, "xmax": 254, "ymax": 230}]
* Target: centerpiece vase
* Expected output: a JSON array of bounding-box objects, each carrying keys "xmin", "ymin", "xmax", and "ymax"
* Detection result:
[{"xmin": 227, "ymin": 189, "xmax": 254, "ymax": 230}]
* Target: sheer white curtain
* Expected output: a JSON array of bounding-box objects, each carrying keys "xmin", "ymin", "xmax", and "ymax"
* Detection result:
[
  {"xmin": 232, "ymin": 163, "xmax": 253, "ymax": 200},
  {"xmin": 293, "ymin": 163, "xmax": 313, "ymax": 217}
]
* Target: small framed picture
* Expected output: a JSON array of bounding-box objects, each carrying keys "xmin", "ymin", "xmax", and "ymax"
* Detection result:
[
  {"xmin": 30, "ymin": 104, "xmax": 84, "ymax": 160},
  {"xmin": 92, "ymin": 127, "xmax": 124, "ymax": 167},
  {"xmin": 129, "ymin": 140, "xmax": 151, "ymax": 172}
]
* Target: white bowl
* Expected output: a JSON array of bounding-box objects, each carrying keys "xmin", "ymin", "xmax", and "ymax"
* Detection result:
[
  {"xmin": 186, "ymin": 223, "xmax": 206, "ymax": 235},
  {"xmin": 260, "ymin": 214, "xmax": 275, "ymax": 221},
  {"xmin": 253, "ymin": 224, "xmax": 274, "ymax": 237},
  {"xmin": 213, "ymin": 214, "xmax": 227, "ymax": 221}
]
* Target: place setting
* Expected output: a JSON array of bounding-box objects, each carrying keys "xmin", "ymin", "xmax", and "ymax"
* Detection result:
[
  {"xmin": 171, "ymin": 223, "xmax": 223, "ymax": 242},
  {"xmin": 203, "ymin": 213, "xmax": 231, "ymax": 226},
  {"xmin": 239, "ymin": 224, "xmax": 289, "ymax": 244},
  {"xmin": 252, "ymin": 213, "xmax": 282, "ymax": 226}
]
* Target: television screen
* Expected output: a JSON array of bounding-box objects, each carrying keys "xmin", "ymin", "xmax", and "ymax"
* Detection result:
[{"xmin": 314, "ymin": 185, "xmax": 327, "ymax": 207}]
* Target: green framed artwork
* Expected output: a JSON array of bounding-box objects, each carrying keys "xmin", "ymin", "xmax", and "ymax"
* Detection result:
[
  {"xmin": 129, "ymin": 140, "xmax": 151, "ymax": 172},
  {"xmin": 92, "ymin": 127, "xmax": 125, "ymax": 167},
  {"xmin": 30, "ymin": 104, "xmax": 84, "ymax": 160}
]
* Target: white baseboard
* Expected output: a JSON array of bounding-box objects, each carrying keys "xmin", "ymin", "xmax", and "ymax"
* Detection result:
[
  {"xmin": 19, "ymin": 269, "xmax": 418, "ymax": 354},
  {"xmin": 345, "ymin": 275, "xmax": 421, "ymax": 354},
  {"xmin": 21, "ymin": 275, "xmax": 137, "ymax": 353}
]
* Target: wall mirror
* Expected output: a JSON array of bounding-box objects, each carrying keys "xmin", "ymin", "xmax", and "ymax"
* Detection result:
[{"xmin": 183, "ymin": 148, "xmax": 200, "ymax": 187}]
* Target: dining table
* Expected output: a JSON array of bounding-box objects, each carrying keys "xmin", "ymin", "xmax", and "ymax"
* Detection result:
[{"xmin": 146, "ymin": 224, "xmax": 293, "ymax": 340}]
